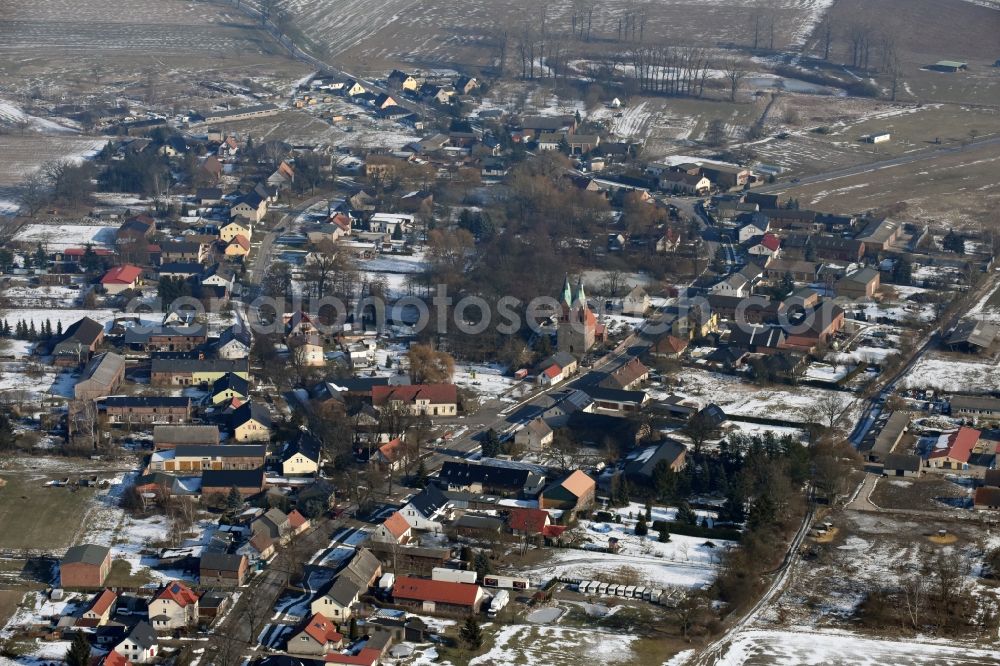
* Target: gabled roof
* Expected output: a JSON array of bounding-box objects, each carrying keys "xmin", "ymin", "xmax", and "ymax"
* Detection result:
[
  {"xmin": 200, "ymin": 551, "xmax": 247, "ymax": 572},
  {"xmin": 299, "ymin": 613, "xmax": 343, "ymax": 646},
  {"xmin": 283, "ymin": 430, "xmax": 322, "ymax": 463},
  {"xmin": 392, "ymin": 576, "xmax": 480, "ymax": 606},
  {"xmin": 124, "ymin": 621, "xmax": 157, "ymax": 650},
  {"xmin": 231, "ymin": 401, "xmax": 272, "ymax": 429},
  {"xmin": 324, "ymin": 648, "xmax": 382, "ymax": 666},
  {"xmin": 371, "ymin": 383, "xmax": 457, "ymax": 406},
  {"xmin": 947, "ymin": 319, "xmax": 999, "ymax": 349},
  {"xmin": 63, "ymin": 543, "xmax": 111, "ymax": 566},
  {"xmin": 377, "ymin": 437, "xmax": 404, "ymax": 463},
  {"xmin": 200, "ymin": 468, "xmax": 265, "ymax": 490},
  {"xmin": 757, "ymin": 232, "xmax": 781, "ymax": 251},
  {"xmin": 929, "ymin": 426, "xmax": 980, "ymax": 463},
  {"xmin": 382, "ymin": 511, "xmax": 411, "ymax": 539},
  {"xmin": 153, "ymin": 425, "xmax": 219, "ymax": 445},
  {"xmin": 87, "ymin": 589, "xmax": 118, "ymax": 616},
  {"xmin": 217, "ymin": 325, "xmax": 252, "ymax": 349},
  {"xmin": 438, "ymin": 461, "xmax": 534, "ymax": 491},
  {"xmin": 101, "ymin": 265, "xmax": 142, "ymax": 285},
  {"xmin": 155, "ymin": 580, "xmax": 198, "ymax": 608},
  {"xmin": 340, "ymin": 547, "xmax": 382, "ymax": 589},
  {"xmin": 61, "ymin": 317, "xmax": 104, "ymax": 346},
  {"xmin": 557, "ymin": 470, "xmax": 595, "ymax": 499},
  {"xmin": 288, "ymin": 509, "xmax": 309, "ymax": 530},
  {"xmin": 407, "ymin": 484, "xmax": 449, "ymax": 519},
  {"xmin": 507, "ymin": 507, "xmax": 550, "ymax": 534}
]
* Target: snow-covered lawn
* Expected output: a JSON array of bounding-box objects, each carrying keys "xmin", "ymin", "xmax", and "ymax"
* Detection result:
[{"xmin": 453, "ymin": 363, "xmax": 516, "ymax": 399}]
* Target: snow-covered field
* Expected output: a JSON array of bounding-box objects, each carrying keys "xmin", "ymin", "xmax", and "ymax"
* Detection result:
[
  {"xmin": 902, "ymin": 353, "xmax": 1000, "ymax": 393},
  {"xmin": 453, "ymin": 363, "xmax": 516, "ymax": 399},
  {"xmin": 471, "ymin": 623, "xmax": 640, "ymax": 666},
  {"xmin": 710, "ymin": 628, "xmax": 1000, "ymax": 666},
  {"xmin": 523, "ymin": 502, "xmax": 730, "ymax": 590},
  {"xmin": 13, "ymin": 223, "xmax": 119, "ymax": 250}
]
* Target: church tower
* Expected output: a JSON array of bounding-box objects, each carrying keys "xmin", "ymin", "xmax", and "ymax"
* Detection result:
[{"xmin": 557, "ymin": 276, "xmax": 597, "ymax": 356}]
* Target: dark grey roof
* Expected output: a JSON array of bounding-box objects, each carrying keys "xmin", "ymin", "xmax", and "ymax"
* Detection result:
[
  {"xmin": 407, "ymin": 484, "xmax": 449, "ymax": 518},
  {"xmin": 158, "ymin": 261, "xmax": 204, "ymax": 275},
  {"xmin": 79, "ymin": 352, "xmax": 125, "ymax": 387},
  {"xmin": 453, "ymin": 514, "xmax": 503, "ymax": 531},
  {"xmin": 60, "ymin": 317, "xmax": 104, "ymax": 346},
  {"xmin": 200, "ymin": 551, "xmax": 245, "ymax": 572},
  {"xmin": 340, "ymin": 548, "xmax": 381, "ymax": 589},
  {"xmin": 200, "ymin": 468, "xmax": 265, "ymax": 490},
  {"xmin": 728, "ymin": 324, "xmax": 786, "ymax": 349},
  {"xmin": 624, "ymin": 439, "xmax": 687, "ymax": 478},
  {"xmin": 153, "ymin": 425, "xmax": 219, "ymax": 445},
  {"xmin": 947, "ymin": 319, "xmax": 998, "ymax": 349},
  {"xmin": 125, "ymin": 621, "xmax": 157, "ymax": 650},
  {"xmin": 102, "ymin": 396, "xmax": 191, "ymax": 408},
  {"xmin": 160, "ymin": 240, "xmax": 203, "ymax": 254},
  {"xmin": 437, "ymin": 462, "xmax": 532, "ymax": 491},
  {"xmin": 122, "ymin": 325, "xmax": 207, "ymax": 345},
  {"xmin": 63, "ymin": 543, "xmax": 110, "ymax": 565},
  {"xmin": 213, "ymin": 372, "xmax": 250, "ymax": 397},
  {"xmin": 325, "ymin": 575, "xmax": 362, "ymax": 607},
  {"xmin": 883, "ymin": 452, "xmax": 920, "ymax": 472},
  {"xmin": 951, "ymin": 395, "xmax": 1000, "ymax": 412},
  {"xmin": 231, "ymin": 401, "xmax": 272, "ymax": 429},
  {"xmin": 582, "ymin": 386, "xmax": 647, "ymax": 404},
  {"xmin": 283, "ymin": 431, "xmax": 322, "ymax": 463},
  {"xmin": 217, "ymin": 325, "xmax": 252, "ymax": 349}
]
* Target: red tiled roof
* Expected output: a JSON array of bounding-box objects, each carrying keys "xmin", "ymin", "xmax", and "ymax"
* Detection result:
[
  {"xmin": 542, "ymin": 365, "xmax": 561, "ymax": 379},
  {"xmin": 101, "ymin": 265, "xmax": 142, "ymax": 285},
  {"xmin": 102, "ymin": 652, "xmax": 132, "ymax": 666},
  {"xmin": 655, "ymin": 335, "xmax": 688, "ymax": 354},
  {"xmin": 378, "ymin": 438, "xmax": 404, "ymax": 463},
  {"xmin": 156, "ymin": 580, "xmax": 199, "ymax": 608},
  {"xmin": 372, "ymin": 384, "xmax": 457, "ymax": 406},
  {"xmin": 301, "ymin": 613, "xmax": 343, "ymax": 646},
  {"xmin": 88, "ymin": 589, "xmax": 117, "ymax": 616},
  {"xmin": 392, "ymin": 576, "xmax": 480, "ymax": 607},
  {"xmin": 929, "ymin": 426, "xmax": 980, "ymax": 463},
  {"xmin": 288, "ymin": 509, "xmax": 309, "ymax": 529},
  {"xmin": 63, "ymin": 247, "xmax": 114, "ymax": 257},
  {"xmin": 542, "ymin": 524, "xmax": 567, "ymax": 538},
  {"xmin": 229, "ymin": 234, "xmax": 251, "ymax": 250},
  {"xmin": 325, "ymin": 648, "xmax": 381, "ymax": 665},
  {"xmin": 759, "ymin": 233, "xmax": 780, "ymax": 251},
  {"xmin": 508, "ymin": 507, "xmax": 550, "ymax": 534},
  {"xmin": 382, "ymin": 510, "xmax": 411, "ymax": 539}
]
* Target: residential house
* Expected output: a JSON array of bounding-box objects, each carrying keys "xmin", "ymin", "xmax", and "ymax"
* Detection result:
[
  {"xmin": 159, "ymin": 241, "xmax": 206, "ymax": 264},
  {"xmin": 114, "ymin": 621, "xmax": 158, "ymax": 664},
  {"xmin": 74, "ymin": 352, "xmax": 126, "ymax": 400},
  {"xmin": 287, "ymin": 613, "xmax": 344, "ymax": 656},
  {"xmin": 649, "ymin": 333, "xmax": 689, "ymax": 358},
  {"xmin": 398, "ymin": 484, "xmax": 452, "ymax": 530},
  {"xmin": 372, "ymin": 437, "xmax": 408, "ymax": 472},
  {"xmin": 122, "ymin": 325, "xmax": 208, "ymax": 353},
  {"xmin": 78, "ymin": 589, "xmax": 117, "ymax": 627},
  {"xmin": 623, "ymin": 439, "xmax": 687, "ymax": 480},
  {"xmin": 391, "ymin": 576, "xmax": 484, "ymax": 615},
  {"xmin": 215, "ymin": 325, "xmax": 252, "ymax": 359},
  {"xmin": 199, "ymin": 551, "xmax": 248, "ymax": 588},
  {"xmin": 599, "ymin": 357, "xmax": 649, "ymax": 391},
  {"xmin": 101, "ymin": 265, "xmax": 143, "ymax": 295},
  {"xmin": 855, "ymin": 218, "xmax": 901, "ymax": 253},
  {"xmin": 280, "ymin": 431, "xmax": 322, "ymax": 476},
  {"xmin": 506, "ymin": 508, "xmax": 566, "ymax": 542},
  {"xmin": 748, "ymin": 233, "xmax": 781, "ymax": 257},
  {"xmin": 926, "ymin": 426, "xmax": 980, "ymax": 472},
  {"xmin": 53, "ymin": 317, "xmax": 106, "ymax": 367},
  {"xmin": 148, "ymin": 581, "xmax": 199, "ymax": 631},
  {"xmin": 231, "ymin": 402, "xmax": 272, "ymax": 441},
  {"xmin": 835, "ymin": 267, "xmax": 880, "ymax": 300},
  {"xmin": 230, "ymin": 192, "xmax": 267, "ymax": 223},
  {"xmin": 539, "ymin": 470, "xmax": 596, "ymax": 512},
  {"xmin": 764, "ymin": 257, "xmax": 819, "ymax": 283},
  {"xmin": 371, "ymin": 384, "xmax": 457, "ymax": 417},
  {"xmin": 781, "ymin": 302, "xmax": 845, "ymax": 351},
  {"xmin": 700, "ymin": 164, "xmax": 751, "ymax": 189},
  {"xmin": 371, "ymin": 511, "xmax": 413, "ymax": 545},
  {"xmin": 225, "ymin": 235, "xmax": 251, "ymax": 258},
  {"xmin": 211, "ymin": 373, "xmax": 250, "ymax": 405},
  {"xmin": 310, "ymin": 576, "xmax": 363, "ymax": 621},
  {"xmin": 584, "ymin": 386, "xmax": 650, "ymax": 415},
  {"xmin": 622, "ymin": 286, "xmax": 649, "ymax": 316},
  {"xmin": 514, "ymin": 418, "xmax": 554, "ymax": 451},
  {"xmin": 289, "ymin": 334, "xmax": 325, "ymax": 367}
]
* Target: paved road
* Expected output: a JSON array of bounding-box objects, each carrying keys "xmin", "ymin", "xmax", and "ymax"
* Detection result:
[{"xmin": 756, "ymin": 135, "xmax": 1000, "ymax": 194}]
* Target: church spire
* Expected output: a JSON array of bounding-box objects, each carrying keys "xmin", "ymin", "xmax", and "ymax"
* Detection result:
[
  {"xmin": 561, "ymin": 274, "xmax": 573, "ymax": 309},
  {"xmin": 575, "ymin": 277, "xmax": 588, "ymax": 309}
]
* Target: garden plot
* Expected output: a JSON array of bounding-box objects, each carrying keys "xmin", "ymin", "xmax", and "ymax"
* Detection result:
[
  {"xmin": 0, "ymin": 135, "xmax": 104, "ymax": 190},
  {"xmin": 454, "ymin": 364, "xmax": 517, "ymax": 399}
]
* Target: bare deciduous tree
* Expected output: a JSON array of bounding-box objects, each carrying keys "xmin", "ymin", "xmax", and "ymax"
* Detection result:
[{"xmin": 722, "ymin": 57, "xmax": 749, "ymax": 102}]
